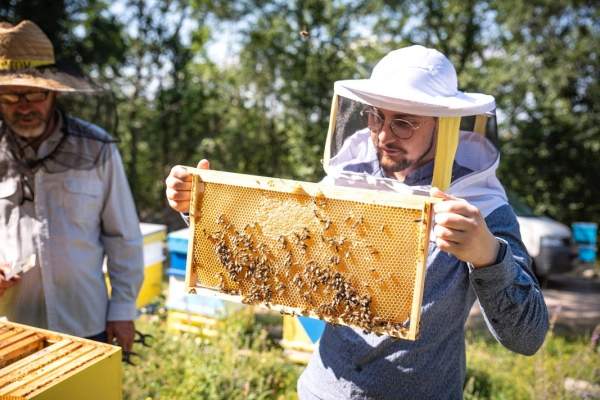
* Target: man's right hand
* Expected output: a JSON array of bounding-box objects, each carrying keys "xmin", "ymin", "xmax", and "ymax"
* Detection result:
[
  {"xmin": 0, "ymin": 263, "xmax": 20, "ymax": 297},
  {"xmin": 165, "ymin": 159, "xmax": 210, "ymax": 213}
]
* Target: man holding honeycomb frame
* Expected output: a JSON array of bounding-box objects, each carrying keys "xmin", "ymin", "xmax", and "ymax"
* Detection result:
[{"xmin": 166, "ymin": 45, "xmax": 548, "ymax": 399}]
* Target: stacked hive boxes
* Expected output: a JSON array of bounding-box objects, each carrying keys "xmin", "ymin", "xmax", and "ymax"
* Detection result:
[
  {"xmin": 572, "ymin": 222, "xmax": 597, "ymax": 264},
  {"xmin": 0, "ymin": 321, "xmax": 121, "ymax": 400},
  {"xmin": 166, "ymin": 228, "xmax": 245, "ymax": 335}
]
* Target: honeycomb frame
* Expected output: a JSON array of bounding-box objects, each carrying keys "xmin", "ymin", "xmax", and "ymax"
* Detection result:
[{"xmin": 184, "ymin": 168, "xmax": 435, "ymax": 340}]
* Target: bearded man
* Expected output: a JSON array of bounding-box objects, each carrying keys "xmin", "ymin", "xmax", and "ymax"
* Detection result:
[{"xmin": 0, "ymin": 20, "xmax": 143, "ymax": 352}]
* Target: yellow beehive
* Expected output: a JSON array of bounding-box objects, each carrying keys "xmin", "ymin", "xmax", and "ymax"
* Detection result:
[
  {"xmin": 0, "ymin": 321, "xmax": 121, "ymax": 400},
  {"xmin": 137, "ymin": 223, "xmax": 167, "ymax": 308},
  {"xmin": 104, "ymin": 222, "xmax": 167, "ymax": 309},
  {"xmin": 185, "ymin": 169, "xmax": 435, "ymax": 340}
]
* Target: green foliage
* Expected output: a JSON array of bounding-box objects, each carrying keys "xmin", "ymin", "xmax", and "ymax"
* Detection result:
[
  {"xmin": 491, "ymin": 1, "xmax": 600, "ymax": 224},
  {"xmin": 124, "ymin": 311, "xmax": 598, "ymax": 400},
  {"xmin": 464, "ymin": 329, "xmax": 600, "ymax": 399},
  {"xmin": 123, "ymin": 310, "xmax": 301, "ymax": 400},
  {"xmin": 2, "ymin": 0, "xmax": 599, "ymax": 227}
]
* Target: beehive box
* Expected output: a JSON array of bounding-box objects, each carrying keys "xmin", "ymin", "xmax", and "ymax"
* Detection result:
[
  {"xmin": 0, "ymin": 321, "xmax": 121, "ymax": 399},
  {"xmin": 185, "ymin": 169, "xmax": 435, "ymax": 340},
  {"xmin": 137, "ymin": 222, "xmax": 167, "ymax": 308}
]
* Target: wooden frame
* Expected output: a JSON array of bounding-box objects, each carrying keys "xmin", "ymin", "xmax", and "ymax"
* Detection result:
[
  {"xmin": 184, "ymin": 168, "xmax": 436, "ymax": 340},
  {"xmin": 0, "ymin": 321, "xmax": 121, "ymax": 400}
]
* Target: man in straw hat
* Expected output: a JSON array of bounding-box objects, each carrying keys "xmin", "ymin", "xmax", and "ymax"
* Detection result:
[
  {"xmin": 0, "ymin": 20, "xmax": 143, "ymax": 353},
  {"xmin": 165, "ymin": 45, "xmax": 548, "ymax": 398}
]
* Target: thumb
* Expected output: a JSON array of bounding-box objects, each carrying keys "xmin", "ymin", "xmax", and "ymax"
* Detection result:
[
  {"xmin": 197, "ymin": 159, "xmax": 210, "ymax": 170},
  {"xmin": 429, "ymin": 186, "xmax": 458, "ymax": 201}
]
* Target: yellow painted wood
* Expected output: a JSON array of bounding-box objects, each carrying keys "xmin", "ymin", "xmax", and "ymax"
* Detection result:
[
  {"xmin": 408, "ymin": 203, "xmax": 434, "ymax": 339},
  {"xmin": 0, "ymin": 341, "xmax": 76, "ymax": 386},
  {"xmin": 0, "ymin": 322, "xmax": 121, "ymax": 400},
  {"xmin": 2, "ymin": 345, "xmax": 98, "ymax": 396},
  {"xmin": 473, "ymin": 114, "xmax": 488, "ymax": 135},
  {"xmin": 281, "ymin": 316, "xmax": 314, "ymax": 352},
  {"xmin": 432, "ymin": 116, "xmax": 461, "ymax": 191},
  {"xmin": 166, "ymin": 310, "xmax": 218, "ymax": 336},
  {"xmin": 106, "ymin": 261, "xmax": 163, "ymax": 308},
  {"xmin": 29, "ymin": 350, "xmax": 121, "ymax": 400},
  {"xmin": 185, "ymin": 167, "xmax": 437, "ymax": 210},
  {"xmin": 135, "ymin": 261, "xmax": 163, "ymax": 308},
  {"xmin": 143, "ymin": 230, "xmax": 166, "ymax": 245},
  {"xmin": 322, "ymin": 94, "xmax": 339, "ymax": 169}
]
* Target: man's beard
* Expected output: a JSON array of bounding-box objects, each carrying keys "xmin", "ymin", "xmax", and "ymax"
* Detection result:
[
  {"xmin": 5, "ymin": 111, "xmax": 48, "ymax": 138},
  {"xmin": 377, "ymin": 149, "xmax": 415, "ymax": 173},
  {"xmin": 375, "ymin": 131, "xmax": 436, "ymax": 175}
]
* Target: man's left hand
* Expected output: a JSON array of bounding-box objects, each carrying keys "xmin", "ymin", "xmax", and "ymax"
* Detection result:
[
  {"xmin": 430, "ymin": 187, "xmax": 500, "ymax": 268},
  {"xmin": 106, "ymin": 320, "xmax": 135, "ymax": 352}
]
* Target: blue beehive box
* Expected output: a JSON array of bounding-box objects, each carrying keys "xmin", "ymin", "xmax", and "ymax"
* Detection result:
[
  {"xmin": 298, "ymin": 316, "xmax": 326, "ymax": 343},
  {"xmin": 167, "ymin": 228, "xmax": 189, "ymax": 274},
  {"xmin": 572, "ymin": 222, "xmax": 598, "ymax": 244},
  {"xmin": 577, "ymin": 244, "xmax": 597, "ymax": 263}
]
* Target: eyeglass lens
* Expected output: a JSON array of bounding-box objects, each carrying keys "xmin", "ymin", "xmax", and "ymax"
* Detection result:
[
  {"xmin": 0, "ymin": 91, "xmax": 49, "ymax": 105},
  {"xmin": 364, "ymin": 109, "xmax": 419, "ymax": 139}
]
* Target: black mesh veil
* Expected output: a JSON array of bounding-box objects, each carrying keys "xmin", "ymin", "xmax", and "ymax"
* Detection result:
[{"xmin": 0, "ymin": 94, "xmax": 118, "ymax": 205}]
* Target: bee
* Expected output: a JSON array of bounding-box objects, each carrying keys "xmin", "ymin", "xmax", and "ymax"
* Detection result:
[
  {"xmin": 380, "ymin": 224, "xmax": 386, "ymax": 233},
  {"xmin": 352, "ymin": 216, "xmax": 365, "ymax": 229},
  {"xmin": 299, "ymin": 29, "xmax": 309, "ymax": 39},
  {"xmin": 366, "ymin": 244, "xmax": 379, "ymax": 256},
  {"xmin": 299, "ymin": 227, "xmax": 311, "ymax": 241},
  {"xmin": 299, "ymin": 242, "xmax": 308, "ymax": 253},
  {"xmin": 275, "ymin": 282, "xmax": 286, "ymax": 295},
  {"xmin": 217, "ymin": 273, "xmax": 227, "ymax": 291},
  {"xmin": 278, "ymin": 235, "xmax": 287, "ymax": 249},
  {"xmin": 313, "ymin": 194, "xmax": 327, "ymax": 207}
]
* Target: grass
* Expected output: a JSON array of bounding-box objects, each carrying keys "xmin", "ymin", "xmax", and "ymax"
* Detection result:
[
  {"xmin": 123, "ymin": 307, "xmax": 302, "ymax": 400},
  {"xmin": 464, "ymin": 327, "xmax": 599, "ymax": 399},
  {"xmin": 124, "ymin": 306, "xmax": 598, "ymax": 400}
]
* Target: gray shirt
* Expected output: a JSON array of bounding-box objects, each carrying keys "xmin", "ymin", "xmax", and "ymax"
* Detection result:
[{"xmin": 0, "ymin": 113, "xmax": 144, "ymax": 337}]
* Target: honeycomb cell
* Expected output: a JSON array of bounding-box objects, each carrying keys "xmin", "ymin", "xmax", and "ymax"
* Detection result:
[{"xmin": 186, "ymin": 169, "xmax": 434, "ymax": 339}]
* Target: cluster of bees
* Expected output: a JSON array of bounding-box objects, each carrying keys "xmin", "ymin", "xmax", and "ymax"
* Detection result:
[{"xmin": 201, "ymin": 205, "xmax": 409, "ymax": 336}]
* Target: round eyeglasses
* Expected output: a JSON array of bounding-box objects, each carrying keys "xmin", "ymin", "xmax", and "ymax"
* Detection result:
[
  {"xmin": 0, "ymin": 91, "xmax": 50, "ymax": 105},
  {"xmin": 360, "ymin": 107, "xmax": 424, "ymax": 140}
]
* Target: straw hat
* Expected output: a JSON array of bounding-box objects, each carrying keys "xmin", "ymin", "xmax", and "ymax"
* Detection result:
[
  {"xmin": 334, "ymin": 45, "xmax": 495, "ymax": 117},
  {"xmin": 0, "ymin": 20, "xmax": 93, "ymax": 92}
]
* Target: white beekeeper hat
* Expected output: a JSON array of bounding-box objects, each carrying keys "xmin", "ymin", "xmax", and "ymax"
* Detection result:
[{"xmin": 334, "ymin": 45, "xmax": 495, "ymax": 117}]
